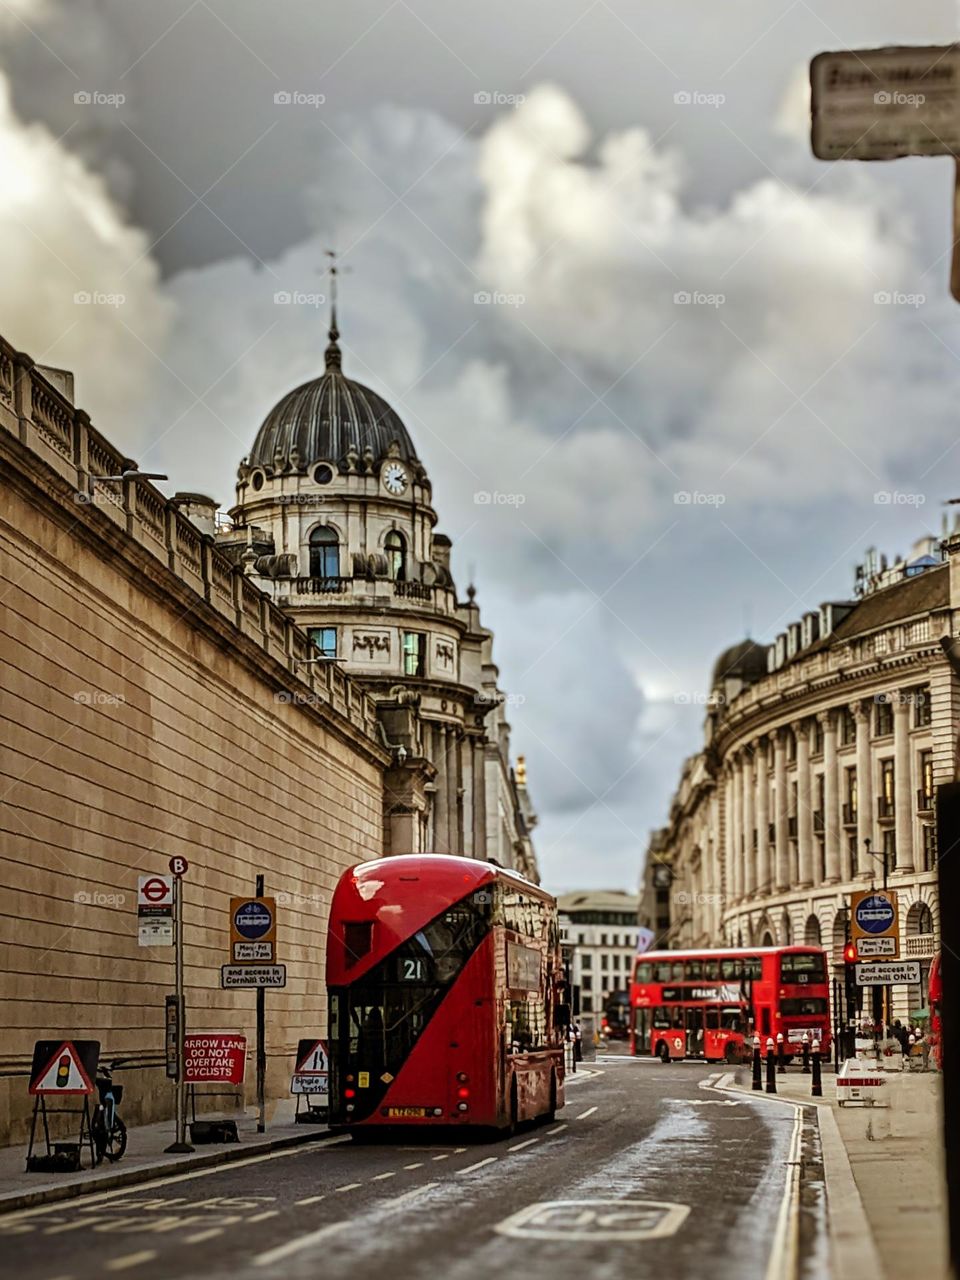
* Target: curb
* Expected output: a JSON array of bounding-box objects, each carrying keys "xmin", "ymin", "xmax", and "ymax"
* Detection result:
[{"xmin": 0, "ymin": 1127, "xmax": 337, "ymax": 1216}]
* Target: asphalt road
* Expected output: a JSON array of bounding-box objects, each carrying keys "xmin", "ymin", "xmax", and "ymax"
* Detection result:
[{"xmin": 1, "ymin": 1055, "xmax": 804, "ymax": 1280}]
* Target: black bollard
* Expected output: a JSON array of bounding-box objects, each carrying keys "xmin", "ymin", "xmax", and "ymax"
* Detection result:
[
  {"xmin": 777, "ymin": 1032, "xmax": 786, "ymax": 1074},
  {"xmin": 801, "ymin": 1034, "xmax": 810, "ymax": 1074},
  {"xmin": 811, "ymin": 1040, "xmax": 823, "ymax": 1098},
  {"xmin": 752, "ymin": 1039, "xmax": 763, "ymax": 1091},
  {"xmin": 765, "ymin": 1038, "xmax": 777, "ymax": 1094}
]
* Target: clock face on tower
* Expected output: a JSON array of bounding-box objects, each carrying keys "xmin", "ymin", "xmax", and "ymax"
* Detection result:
[{"xmin": 382, "ymin": 462, "xmax": 408, "ymax": 495}]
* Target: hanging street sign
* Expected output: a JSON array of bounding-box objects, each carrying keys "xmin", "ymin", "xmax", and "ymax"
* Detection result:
[
  {"xmin": 138, "ymin": 874, "xmax": 174, "ymax": 947},
  {"xmin": 229, "ymin": 896, "xmax": 277, "ymax": 964},
  {"xmin": 183, "ymin": 1032, "xmax": 247, "ymax": 1084},
  {"xmin": 855, "ymin": 960, "xmax": 922, "ymax": 986},
  {"xmin": 811, "ymin": 45, "xmax": 960, "ymax": 161},
  {"xmin": 29, "ymin": 1040, "xmax": 100, "ymax": 1095},
  {"xmin": 221, "ymin": 964, "xmax": 287, "ymax": 989},
  {"xmin": 850, "ymin": 888, "xmax": 900, "ymax": 959}
]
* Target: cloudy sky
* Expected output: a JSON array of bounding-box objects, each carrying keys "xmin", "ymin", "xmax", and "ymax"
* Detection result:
[{"xmin": 3, "ymin": 0, "xmax": 960, "ymax": 893}]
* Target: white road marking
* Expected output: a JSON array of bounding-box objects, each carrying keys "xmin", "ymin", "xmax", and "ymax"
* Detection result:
[
  {"xmin": 575, "ymin": 1107, "xmax": 597, "ymax": 1120},
  {"xmin": 184, "ymin": 1228, "xmax": 224, "ymax": 1244},
  {"xmin": 254, "ymin": 1221, "xmax": 348, "ymax": 1267},
  {"xmin": 431, "ymin": 1154, "xmax": 450, "ymax": 1161},
  {"xmin": 371, "ymin": 1171, "xmax": 396, "ymax": 1181},
  {"xmin": 0, "ymin": 1136, "xmax": 353, "ymax": 1226},
  {"xmin": 105, "ymin": 1252, "xmax": 157, "ymax": 1271},
  {"xmin": 457, "ymin": 1157, "xmax": 497, "ymax": 1175},
  {"xmin": 507, "ymin": 1137, "xmax": 540, "ymax": 1152},
  {"xmin": 253, "ymin": 1182, "xmax": 440, "ymax": 1267},
  {"xmin": 764, "ymin": 1107, "xmax": 802, "ymax": 1280},
  {"xmin": 545, "ymin": 1124, "xmax": 568, "ymax": 1136},
  {"xmin": 247, "ymin": 1210, "xmax": 279, "ymax": 1222},
  {"xmin": 495, "ymin": 1199, "xmax": 691, "ymax": 1241},
  {"xmin": 335, "ymin": 1183, "xmax": 362, "ymax": 1192},
  {"xmin": 403, "ymin": 1162, "xmax": 424, "ymax": 1170},
  {"xmin": 294, "ymin": 1194, "xmax": 325, "ymax": 1206}
]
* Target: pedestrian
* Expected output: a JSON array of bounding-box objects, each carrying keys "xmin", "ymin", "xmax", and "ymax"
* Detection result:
[{"xmin": 572, "ymin": 1019, "xmax": 583, "ymax": 1063}]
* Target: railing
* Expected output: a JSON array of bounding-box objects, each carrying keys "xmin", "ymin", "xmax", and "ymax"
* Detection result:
[
  {"xmin": 917, "ymin": 789, "xmax": 934, "ymax": 813},
  {"xmin": 294, "ymin": 576, "xmax": 349, "ymax": 595},
  {"xmin": 842, "ymin": 802, "xmax": 857, "ymax": 827},
  {"xmin": 877, "ymin": 796, "xmax": 895, "ymax": 820},
  {"xmin": 905, "ymin": 933, "xmax": 938, "ymax": 959},
  {"xmin": 394, "ymin": 580, "xmax": 432, "ymax": 601}
]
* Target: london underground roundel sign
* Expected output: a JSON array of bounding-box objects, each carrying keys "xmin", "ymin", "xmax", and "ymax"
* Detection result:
[{"xmin": 855, "ymin": 893, "xmax": 895, "ymax": 934}]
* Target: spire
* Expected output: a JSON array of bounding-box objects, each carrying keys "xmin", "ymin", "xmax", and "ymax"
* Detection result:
[{"xmin": 324, "ymin": 248, "xmax": 346, "ymax": 372}]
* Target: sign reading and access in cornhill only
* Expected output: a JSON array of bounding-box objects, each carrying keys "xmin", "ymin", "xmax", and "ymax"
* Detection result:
[{"xmin": 851, "ymin": 888, "xmax": 900, "ymax": 959}]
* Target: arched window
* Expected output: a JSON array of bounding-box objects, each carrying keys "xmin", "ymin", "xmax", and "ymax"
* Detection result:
[
  {"xmin": 309, "ymin": 526, "xmax": 340, "ymax": 581},
  {"xmin": 385, "ymin": 530, "xmax": 406, "ymax": 581},
  {"xmin": 804, "ymin": 914, "xmax": 822, "ymax": 947}
]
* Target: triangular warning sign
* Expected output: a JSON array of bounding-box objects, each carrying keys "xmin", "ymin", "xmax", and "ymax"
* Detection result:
[
  {"xmin": 295, "ymin": 1039, "xmax": 328, "ymax": 1073},
  {"xmin": 30, "ymin": 1041, "xmax": 95, "ymax": 1095}
]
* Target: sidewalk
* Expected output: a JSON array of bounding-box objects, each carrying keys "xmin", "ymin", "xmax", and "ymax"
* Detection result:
[
  {"xmin": 727, "ymin": 1065, "xmax": 948, "ymax": 1280},
  {"xmin": 0, "ymin": 1098, "xmax": 333, "ymax": 1215}
]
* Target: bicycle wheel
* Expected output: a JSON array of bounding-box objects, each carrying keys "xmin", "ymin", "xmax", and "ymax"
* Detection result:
[
  {"xmin": 103, "ymin": 1116, "xmax": 127, "ymax": 1162},
  {"xmin": 90, "ymin": 1108, "xmax": 107, "ymax": 1166}
]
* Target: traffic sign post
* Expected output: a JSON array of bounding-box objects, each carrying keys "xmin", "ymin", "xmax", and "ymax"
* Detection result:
[
  {"xmin": 291, "ymin": 1039, "xmax": 329, "ymax": 1123},
  {"xmin": 137, "ymin": 874, "xmax": 174, "ymax": 947},
  {"xmin": 810, "ymin": 44, "xmax": 960, "ymax": 302},
  {"xmin": 25, "ymin": 1040, "xmax": 100, "ymax": 1172},
  {"xmin": 164, "ymin": 865, "xmax": 193, "ymax": 1154}
]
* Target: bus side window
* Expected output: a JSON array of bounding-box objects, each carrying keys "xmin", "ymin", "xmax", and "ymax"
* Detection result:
[
  {"xmin": 636, "ymin": 963, "xmax": 653, "ymax": 983},
  {"xmin": 705, "ymin": 1008, "xmax": 720, "ymax": 1031},
  {"xmin": 687, "ymin": 960, "xmax": 702, "ymax": 979},
  {"xmin": 655, "ymin": 963, "xmax": 672, "ymax": 982},
  {"xmin": 702, "ymin": 960, "xmax": 719, "ymax": 980}
]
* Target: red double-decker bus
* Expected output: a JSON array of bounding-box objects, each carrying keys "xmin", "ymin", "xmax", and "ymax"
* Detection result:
[
  {"xmin": 629, "ymin": 946, "xmax": 832, "ymax": 1062},
  {"xmin": 326, "ymin": 854, "xmax": 566, "ymax": 1132}
]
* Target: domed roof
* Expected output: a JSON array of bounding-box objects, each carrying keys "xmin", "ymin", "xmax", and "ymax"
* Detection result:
[
  {"xmin": 245, "ymin": 319, "xmax": 419, "ymax": 475},
  {"xmin": 711, "ymin": 638, "xmax": 767, "ymax": 688}
]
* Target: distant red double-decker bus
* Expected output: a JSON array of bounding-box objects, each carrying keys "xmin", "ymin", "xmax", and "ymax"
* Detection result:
[
  {"xmin": 326, "ymin": 855, "xmax": 566, "ymax": 1132},
  {"xmin": 629, "ymin": 946, "xmax": 832, "ymax": 1062}
]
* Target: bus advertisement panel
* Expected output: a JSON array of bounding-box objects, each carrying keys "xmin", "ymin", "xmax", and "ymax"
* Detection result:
[
  {"xmin": 629, "ymin": 946, "xmax": 831, "ymax": 1062},
  {"xmin": 326, "ymin": 855, "xmax": 566, "ymax": 1132}
]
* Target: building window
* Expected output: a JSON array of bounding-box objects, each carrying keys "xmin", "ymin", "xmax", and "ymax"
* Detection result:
[
  {"xmin": 840, "ymin": 708, "xmax": 856, "ymax": 746},
  {"xmin": 581, "ymin": 953, "xmax": 592, "ymax": 970},
  {"xmin": 582, "ymin": 995, "xmax": 593, "ymax": 1012},
  {"xmin": 874, "ymin": 698, "xmax": 894, "ymax": 737},
  {"xmin": 848, "ymin": 834, "xmax": 858, "ymax": 878},
  {"xmin": 786, "ymin": 730, "xmax": 796, "ymax": 762},
  {"xmin": 385, "ymin": 530, "xmax": 406, "ymax": 581},
  {"xmin": 402, "ymin": 631, "xmax": 425, "ymax": 676},
  {"xmin": 307, "ymin": 627, "xmax": 337, "ymax": 659},
  {"xmin": 844, "ymin": 766, "xmax": 857, "ymax": 823},
  {"xmin": 612, "ymin": 955, "xmax": 620, "ymax": 972},
  {"xmin": 308, "ymin": 525, "xmax": 340, "ymax": 579},
  {"xmin": 914, "ymin": 686, "xmax": 932, "ymax": 728},
  {"xmin": 581, "ymin": 975, "xmax": 593, "ymax": 992},
  {"xmin": 601, "ymin": 955, "xmax": 609, "ymax": 971},
  {"xmin": 812, "ymin": 718, "xmax": 824, "ymax": 756},
  {"xmin": 921, "ymin": 824, "xmax": 936, "ymax": 872},
  {"xmin": 919, "ymin": 749, "xmax": 934, "ymax": 809},
  {"xmin": 600, "ymin": 933, "xmax": 608, "ymax": 947},
  {"xmin": 882, "ymin": 827, "xmax": 897, "ymax": 870},
  {"xmin": 879, "ymin": 759, "xmax": 895, "ymax": 817}
]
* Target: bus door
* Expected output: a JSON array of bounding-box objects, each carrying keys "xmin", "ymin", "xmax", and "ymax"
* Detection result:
[
  {"xmin": 704, "ymin": 1006, "xmax": 723, "ymax": 1059},
  {"xmin": 684, "ymin": 1006, "xmax": 705, "ymax": 1057}
]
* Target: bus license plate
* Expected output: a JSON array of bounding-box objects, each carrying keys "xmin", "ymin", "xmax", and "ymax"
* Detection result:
[{"xmin": 387, "ymin": 1106, "xmax": 427, "ymax": 1118}]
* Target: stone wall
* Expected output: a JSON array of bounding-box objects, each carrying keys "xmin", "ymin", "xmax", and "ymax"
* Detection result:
[{"xmin": 0, "ymin": 339, "xmax": 387, "ymax": 1145}]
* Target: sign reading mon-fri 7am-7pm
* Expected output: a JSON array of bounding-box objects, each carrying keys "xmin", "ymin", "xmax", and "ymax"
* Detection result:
[
  {"xmin": 811, "ymin": 45, "xmax": 960, "ymax": 160},
  {"xmin": 851, "ymin": 888, "xmax": 899, "ymax": 959}
]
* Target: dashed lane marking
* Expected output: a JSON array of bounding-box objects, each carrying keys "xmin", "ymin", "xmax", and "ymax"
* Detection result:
[
  {"xmin": 253, "ymin": 1183, "xmax": 440, "ymax": 1268},
  {"xmin": 457, "ymin": 1157, "xmax": 498, "ymax": 1175},
  {"xmin": 575, "ymin": 1107, "xmax": 597, "ymax": 1120},
  {"xmin": 184, "ymin": 1228, "xmax": 224, "ymax": 1244},
  {"xmin": 105, "ymin": 1252, "xmax": 157, "ymax": 1272},
  {"xmin": 335, "ymin": 1183, "xmax": 362, "ymax": 1193},
  {"xmin": 431, "ymin": 1154, "xmax": 450, "ymax": 1161},
  {"xmin": 545, "ymin": 1124, "xmax": 568, "ymax": 1136},
  {"xmin": 248, "ymin": 1210, "xmax": 280, "ymax": 1221},
  {"xmin": 507, "ymin": 1137, "xmax": 539, "ymax": 1152},
  {"xmin": 371, "ymin": 1171, "xmax": 396, "ymax": 1181},
  {"xmin": 403, "ymin": 1162, "xmax": 424, "ymax": 1170},
  {"xmin": 294, "ymin": 1195, "xmax": 325, "ymax": 1206}
]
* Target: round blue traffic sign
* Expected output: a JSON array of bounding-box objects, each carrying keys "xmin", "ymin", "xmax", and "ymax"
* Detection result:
[
  {"xmin": 234, "ymin": 901, "xmax": 273, "ymax": 940},
  {"xmin": 855, "ymin": 894, "xmax": 895, "ymax": 934}
]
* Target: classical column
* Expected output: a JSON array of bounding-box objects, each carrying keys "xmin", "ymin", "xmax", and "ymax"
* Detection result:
[
  {"xmin": 723, "ymin": 763, "xmax": 735, "ymax": 906},
  {"xmin": 742, "ymin": 748, "xmax": 756, "ymax": 897},
  {"xmin": 755, "ymin": 738, "xmax": 770, "ymax": 895},
  {"xmin": 731, "ymin": 754, "xmax": 743, "ymax": 903},
  {"xmin": 774, "ymin": 730, "xmax": 789, "ymax": 892},
  {"xmin": 821, "ymin": 710, "xmax": 840, "ymax": 883},
  {"xmin": 795, "ymin": 719, "xmax": 813, "ymax": 888},
  {"xmin": 854, "ymin": 701, "xmax": 873, "ymax": 875},
  {"xmin": 894, "ymin": 692, "xmax": 914, "ymax": 873}
]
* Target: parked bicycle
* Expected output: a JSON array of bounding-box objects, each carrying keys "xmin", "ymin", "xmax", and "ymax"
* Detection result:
[{"xmin": 91, "ymin": 1061, "xmax": 127, "ymax": 1165}]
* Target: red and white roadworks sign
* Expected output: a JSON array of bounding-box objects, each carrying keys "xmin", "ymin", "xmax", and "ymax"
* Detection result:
[{"xmin": 183, "ymin": 1032, "xmax": 246, "ymax": 1085}]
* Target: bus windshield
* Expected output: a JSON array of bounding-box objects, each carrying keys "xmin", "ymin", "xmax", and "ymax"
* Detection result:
[{"xmin": 780, "ymin": 952, "xmax": 826, "ymax": 982}]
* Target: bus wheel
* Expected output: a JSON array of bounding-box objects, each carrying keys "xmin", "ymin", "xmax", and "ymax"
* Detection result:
[{"xmin": 656, "ymin": 1041, "xmax": 670, "ymax": 1063}]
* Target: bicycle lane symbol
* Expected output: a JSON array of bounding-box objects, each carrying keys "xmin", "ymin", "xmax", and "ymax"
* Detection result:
[{"xmin": 494, "ymin": 1199, "xmax": 690, "ymax": 1241}]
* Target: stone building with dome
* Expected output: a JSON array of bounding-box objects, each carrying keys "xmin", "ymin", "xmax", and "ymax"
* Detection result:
[
  {"xmin": 213, "ymin": 312, "xmax": 538, "ymax": 878},
  {"xmin": 641, "ymin": 532, "xmax": 959, "ymax": 1019}
]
